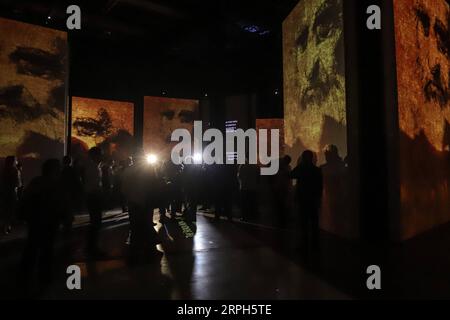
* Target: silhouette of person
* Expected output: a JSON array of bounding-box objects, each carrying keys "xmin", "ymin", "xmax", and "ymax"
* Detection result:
[
  {"xmin": 61, "ymin": 155, "xmax": 82, "ymax": 236},
  {"xmin": 121, "ymin": 152, "xmax": 161, "ymax": 263},
  {"xmin": 290, "ymin": 150, "xmax": 323, "ymax": 250},
  {"xmin": 72, "ymin": 158, "xmax": 85, "ymax": 213},
  {"xmin": 83, "ymin": 147, "xmax": 104, "ymax": 256},
  {"xmin": 16, "ymin": 160, "xmax": 24, "ymax": 201},
  {"xmin": 321, "ymin": 145, "xmax": 345, "ymax": 176},
  {"xmin": 164, "ymin": 160, "xmax": 183, "ymax": 218},
  {"xmin": 1, "ymin": 156, "xmax": 20, "ymax": 235},
  {"xmin": 320, "ymin": 144, "xmax": 347, "ymax": 233},
  {"xmin": 182, "ymin": 159, "xmax": 202, "ymax": 221},
  {"xmin": 213, "ymin": 164, "xmax": 235, "ymax": 221},
  {"xmin": 156, "ymin": 160, "xmax": 170, "ymax": 223},
  {"xmin": 101, "ymin": 158, "xmax": 114, "ymax": 210},
  {"xmin": 199, "ymin": 164, "xmax": 214, "ymax": 211},
  {"xmin": 115, "ymin": 158, "xmax": 132, "ymax": 213},
  {"xmin": 20, "ymin": 159, "xmax": 64, "ymax": 291},
  {"xmin": 271, "ymin": 155, "xmax": 292, "ymax": 227},
  {"xmin": 237, "ymin": 161, "xmax": 260, "ymax": 222}
]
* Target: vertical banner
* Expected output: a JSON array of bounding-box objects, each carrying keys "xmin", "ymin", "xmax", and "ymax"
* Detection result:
[
  {"xmin": 0, "ymin": 18, "xmax": 68, "ymax": 179},
  {"xmin": 283, "ymin": 0, "xmax": 347, "ymax": 165},
  {"xmin": 393, "ymin": 0, "xmax": 450, "ymax": 239}
]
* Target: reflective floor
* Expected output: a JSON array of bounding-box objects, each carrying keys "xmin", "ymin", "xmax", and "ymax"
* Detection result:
[
  {"xmin": 2, "ymin": 209, "xmax": 450, "ymax": 299},
  {"xmin": 0, "ymin": 211, "xmax": 349, "ymax": 299}
]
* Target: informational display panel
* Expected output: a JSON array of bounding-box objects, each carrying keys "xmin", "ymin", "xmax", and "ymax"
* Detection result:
[
  {"xmin": 0, "ymin": 18, "xmax": 67, "ymax": 178},
  {"xmin": 71, "ymin": 97, "xmax": 134, "ymax": 161},
  {"xmin": 283, "ymin": 0, "xmax": 346, "ymax": 165},
  {"xmin": 393, "ymin": 0, "xmax": 450, "ymax": 239},
  {"xmin": 225, "ymin": 120, "xmax": 239, "ymax": 162}
]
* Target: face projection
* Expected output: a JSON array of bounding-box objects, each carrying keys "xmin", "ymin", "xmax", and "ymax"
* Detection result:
[
  {"xmin": 71, "ymin": 97, "xmax": 134, "ymax": 161},
  {"xmin": 393, "ymin": 0, "xmax": 450, "ymax": 239},
  {"xmin": 0, "ymin": 18, "xmax": 67, "ymax": 177},
  {"xmin": 416, "ymin": 3, "xmax": 450, "ymax": 110},
  {"xmin": 394, "ymin": 0, "xmax": 450, "ymax": 149},
  {"xmin": 283, "ymin": 0, "xmax": 346, "ymax": 164},
  {"xmin": 143, "ymin": 96, "xmax": 199, "ymax": 160}
]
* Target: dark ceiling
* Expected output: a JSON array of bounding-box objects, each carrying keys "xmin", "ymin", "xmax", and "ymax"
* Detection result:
[{"xmin": 0, "ymin": 0, "xmax": 298, "ymax": 102}]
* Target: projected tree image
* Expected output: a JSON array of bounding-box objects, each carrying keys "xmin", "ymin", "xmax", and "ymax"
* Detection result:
[
  {"xmin": 71, "ymin": 97, "xmax": 134, "ymax": 161},
  {"xmin": 283, "ymin": 0, "xmax": 346, "ymax": 164}
]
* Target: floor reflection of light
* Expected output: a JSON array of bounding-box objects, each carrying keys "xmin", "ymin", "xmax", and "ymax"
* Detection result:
[
  {"xmin": 159, "ymin": 255, "xmax": 172, "ymax": 278},
  {"xmin": 153, "ymin": 209, "xmax": 172, "ymax": 278},
  {"xmin": 78, "ymin": 260, "xmax": 127, "ymax": 278}
]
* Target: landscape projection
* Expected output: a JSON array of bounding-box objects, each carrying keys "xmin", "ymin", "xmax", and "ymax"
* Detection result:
[
  {"xmin": 143, "ymin": 96, "xmax": 199, "ymax": 161},
  {"xmin": 393, "ymin": 0, "xmax": 450, "ymax": 239},
  {"xmin": 283, "ymin": 0, "xmax": 346, "ymax": 164},
  {"xmin": 0, "ymin": 18, "xmax": 67, "ymax": 178},
  {"xmin": 71, "ymin": 97, "xmax": 134, "ymax": 161}
]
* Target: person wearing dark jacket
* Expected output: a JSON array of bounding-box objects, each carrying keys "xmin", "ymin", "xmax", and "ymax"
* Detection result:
[
  {"xmin": 20, "ymin": 159, "xmax": 64, "ymax": 290},
  {"xmin": 290, "ymin": 150, "xmax": 323, "ymax": 250},
  {"xmin": 237, "ymin": 162, "xmax": 259, "ymax": 222},
  {"xmin": 182, "ymin": 161, "xmax": 202, "ymax": 221},
  {"xmin": 122, "ymin": 153, "xmax": 162, "ymax": 263},
  {"xmin": 1, "ymin": 156, "xmax": 20, "ymax": 235},
  {"xmin": 61, "ymin": 155, "xmax": 82, "ymax": 235},
  {"xmin": 83, "ymin": 147, "xmax": 104, "ymax": 256}
]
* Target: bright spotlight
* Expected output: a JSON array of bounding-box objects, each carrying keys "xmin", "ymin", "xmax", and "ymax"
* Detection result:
[
  {"xmin": 193, "ymin": 153, "xmax": 202, "ymax": 164},
  {"xmin": 146, "ymin": 154, "xmax": 158, "ymax": 165}
]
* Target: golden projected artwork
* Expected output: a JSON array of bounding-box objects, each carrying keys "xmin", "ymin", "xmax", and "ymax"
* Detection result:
[
  {"xmin": 71, "ymin": 97, "xmax": 134, "ymax": 161},
  {"xmin": 394, "ymin": 0, "xmax": 450, "ymax": 150},
  {"xmin": 283, "ymin": 0, "xmax": 346, "ymax": 164},
  {"xmin": 143, "ymin": 96, "xmax": 199, "ymax": 160},
  {"xmin": 393, "ymin": 0, "xmax": 450, "ymax": 239},
  {"xmin": 256, "ymin": 119, "xmax": 285, "ymax": 156},
  {"xmin": 0, "ymin": 18, "xmax": 67, "ymax": 178}
]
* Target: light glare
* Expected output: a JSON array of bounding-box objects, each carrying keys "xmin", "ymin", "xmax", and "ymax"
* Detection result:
[
  {"xmin": 193, "ymin": 153, "xmax": 202, "ymax": 164},
  {"xmin": 146, "ymin": 154, "xmax": 158, "ymax": 165}
]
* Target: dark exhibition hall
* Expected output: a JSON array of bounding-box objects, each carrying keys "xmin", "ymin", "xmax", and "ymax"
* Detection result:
[{"xmin": 0, "ymin": 0, "xmax": 449, "ymax": 305}]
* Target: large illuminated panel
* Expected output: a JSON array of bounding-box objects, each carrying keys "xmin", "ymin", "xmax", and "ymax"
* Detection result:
[
  {"xmin": 393, "ymin": 0, "xmax": 450, "ymax": 239},
  {"xmin": 0, "ymin": 18, "xmax": 67, "ymax": 177},
  {"xmin": 256, "ymin": 119, "xmax": 285, "ymax": 156},
  {"xmin": 143, "ymin": 96, "xmax": 199, "ymax": 160},
  {"xmin": 283, "ymin": 0, "xmax": 346, "ymax": 164},
  {"xmin": 71, "ymin": 97, "xmax": 134, "ymax": 160}
]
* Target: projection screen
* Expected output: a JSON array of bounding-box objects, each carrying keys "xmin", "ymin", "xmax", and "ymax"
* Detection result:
[
  {"xmin": 71, "ymin": 97, "xmax": 134, "ymax": 161},
  {"xmin": 393, "ymin": 0, "xmax": 450, "ymax": 239},
  {"xmin": 0, "ymin": 18, "xmax": 68, "ymax": 179},
  {"xmin": 283, "ymin": 0, "xmax": 347, "ymax": 165},
  {"xmin": 143, "ymin": 96, "xmax": 199, "ymax": 161}
]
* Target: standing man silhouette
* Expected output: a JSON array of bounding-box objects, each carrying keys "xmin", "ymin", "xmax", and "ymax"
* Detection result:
[
  {"xmin": 290, "ymin": 150, "xmax": 323, "ymax": 251},
  {"xmin": 84, "ymin": 147, "xmax": 104, "ymax": 257}
]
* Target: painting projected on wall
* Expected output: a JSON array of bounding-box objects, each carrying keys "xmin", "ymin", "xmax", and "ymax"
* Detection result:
[
  {"xmin": 256, "ymin": 119, "xmax": 285, "ymax": 156},
  {"xmin": 143, "ymin": 96, "xmax": 199, "ymax": 160},
  {"xmin": 0, "ymin": 18, "xmax": 67, "ymax": 178},
  {"xmin": 283, "ymin": 0, "xmax": 346, "ymax": 164},
  {"xmin": 393, "ymin": 0, "xmax": 450, "ymax": 239},
  {"xmin": 71, "ymin": 97, "xmax": 134, "ymax": 161}
]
